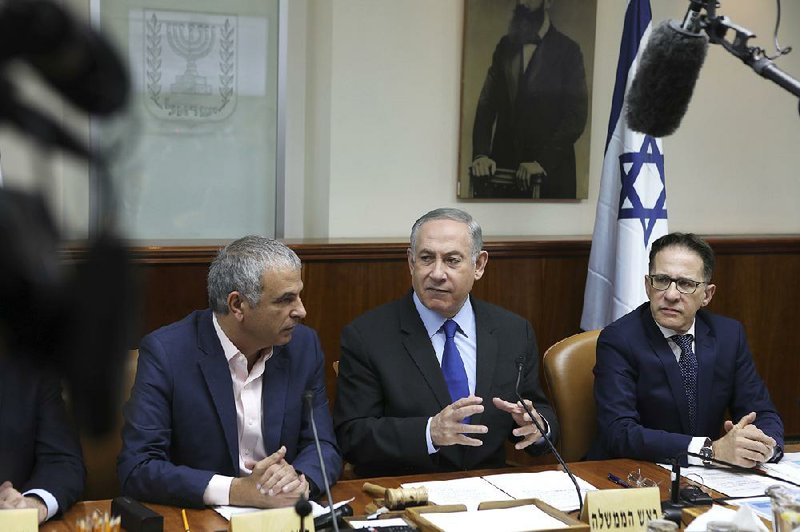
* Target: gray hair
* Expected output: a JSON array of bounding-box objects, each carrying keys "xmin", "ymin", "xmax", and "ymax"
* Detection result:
[
  {"xmin": 208, "ymin": 235, "xmax": 301, "ymax": 314},
  {"xmin": 409, "ymin": 208, "xmax": 483, "ymax": 263}
]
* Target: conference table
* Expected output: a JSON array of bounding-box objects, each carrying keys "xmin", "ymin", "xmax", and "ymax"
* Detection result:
[{"xmin": 41, "ymin": 458, "xmax": 687, "ymax": 531}]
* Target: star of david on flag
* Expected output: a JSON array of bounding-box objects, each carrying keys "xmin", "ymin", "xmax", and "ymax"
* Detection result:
[{"xmin": 581, "ymin": 0, "xmax": 668, "ymax": 331}]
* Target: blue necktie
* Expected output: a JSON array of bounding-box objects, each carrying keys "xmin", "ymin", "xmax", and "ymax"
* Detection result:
[
  {"xmin": 441, "ymin": 319, "xmax": 469, "ymax": 404},
  {"xmin": 672, "ymin": 334, "xmax": 698, "ymax": 433}
]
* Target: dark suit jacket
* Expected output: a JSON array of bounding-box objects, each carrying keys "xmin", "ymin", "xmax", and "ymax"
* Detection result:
[
  {"xmin": 333, "ymin": 292, "xmax": 558, "ymax": 477},
  {"xmin": 588, "ymin": 303, "xmax": 783, "ymax": 463},
  {"xmin": 0, "ymin": 358, "xmax": 85, "ymax": 515},
  {"xmin": 118, "ymin": 309, "xmax": 341, "ymax": 507},
  {"xmin": 472, "ymin": 26, "xmax": 588, "ymax": 199}
]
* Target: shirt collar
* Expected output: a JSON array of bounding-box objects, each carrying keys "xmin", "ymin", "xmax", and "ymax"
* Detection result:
[
  {"xmin": 412, "ymin": 291, "xmax": 475, "ymax": 339},
  {"xmin": 654, "ymin": 318, "xmax": 696, "ymax": 341},
  {"xmin": 212, "ymin": 312, "xmax": 273, "ymax": 363}
]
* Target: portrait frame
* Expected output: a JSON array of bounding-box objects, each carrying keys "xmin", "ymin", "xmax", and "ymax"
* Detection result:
[{"xmin": 457, "ymin": 0, "xmax": 596, "ymax": 201}]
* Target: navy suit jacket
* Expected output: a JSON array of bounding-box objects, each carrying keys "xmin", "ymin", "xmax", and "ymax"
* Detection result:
[
  {"xmin": 333, "ymin": 292, "xmax": 558, "ymax": 477},
  {"xmin": 588, "ymin": 303, "xmax": 783, "ymax": 463},
  {"xmin": 118, "ymin": 310, "xmax": 341, "ymax": 507},
  {"xmin": 0, "ymin": 358, "xmax": 85, "ymax": 514}
]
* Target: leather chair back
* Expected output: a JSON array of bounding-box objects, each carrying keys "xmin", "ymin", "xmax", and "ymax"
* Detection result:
[{"xmin": 542, "ymin": 330, "xmax": 600, "ymax": 462}]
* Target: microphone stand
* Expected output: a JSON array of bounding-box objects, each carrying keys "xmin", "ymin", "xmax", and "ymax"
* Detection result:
[
  {"xmin": 304, "ymin": 391, "xmax": 339, "ymax": 532},
  {"xmin": 660, "ymin": 449, "xmax": 800, "ymax": 521},
  {"xmin": 514, "ymin": 359, "xmax": 584, "ymax": 516},
  {"xmin": 687, "ymin": 3, "xmax": 800, "ymax": 103},
  {"xmin": 684, "ymin": 451, "xmax": 800, "ymax": 489}
]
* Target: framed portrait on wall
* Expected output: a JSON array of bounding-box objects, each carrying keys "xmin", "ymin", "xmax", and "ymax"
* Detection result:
[{"xmin": 457, "ymin": 0, "xmax": 596, "ymax": 200}]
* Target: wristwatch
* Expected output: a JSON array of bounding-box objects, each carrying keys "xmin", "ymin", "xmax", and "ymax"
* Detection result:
[{"xmin": 699, "ymin": 437, "xmax": 714, "ymax": 466}]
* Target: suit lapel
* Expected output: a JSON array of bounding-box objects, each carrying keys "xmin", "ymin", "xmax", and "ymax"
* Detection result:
[
  {"xmin": 399, "ymin": 295, "xmax": 452, "ymax": 411},
  {"xmin": 504, "ymin": 49, "xmax": 521, "ymax": 106},
  {"xmin": 262, "ymin": 346, "xmax": 289, "ymax": 454},
  {"xmin": 471, "ymin": 298, "xmax": 497, "ymax": 426},
  {"xmin": 643, "ymin": 308, "xmax": 692, "ymax": 434},
  {"xmin": 197, "ymin": 311, "xmax": 240, "ymax": 474},
  {"xmin": 693, "ymin": 314, "xmax": 716, "ymax": 433}
]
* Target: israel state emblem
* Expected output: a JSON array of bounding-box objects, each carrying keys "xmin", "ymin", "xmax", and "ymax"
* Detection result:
[{"xmin": 143, "ymin": 10, "xmax": 236, "ymax": 121}]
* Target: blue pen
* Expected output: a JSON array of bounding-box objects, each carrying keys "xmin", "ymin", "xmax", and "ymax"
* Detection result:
[{"xmin": 608, "ymin": 473, "xmax": 631, "ymax": 488}]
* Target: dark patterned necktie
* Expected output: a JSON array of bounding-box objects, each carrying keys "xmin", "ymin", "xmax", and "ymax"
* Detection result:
[
  {"xmin": 441, "ymin": 319, "xmax": 469, "ymax": 404},
  {"xmin": 672, "ymin": 334, "xmax": 698, "ymax": 433}
]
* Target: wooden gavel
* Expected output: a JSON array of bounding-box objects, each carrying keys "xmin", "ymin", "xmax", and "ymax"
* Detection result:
[{"xmin": 362, "ymin": 482, "xmax": 428, "ymax": 510}]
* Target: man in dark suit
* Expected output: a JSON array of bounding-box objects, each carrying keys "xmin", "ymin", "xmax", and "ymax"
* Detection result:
[
  {"xmin": 589, "ymin": 233, "xmax": 783, "ymax": 466},
  {"xmin": 470, "ymin": 0, "xmax": 588, "ymax": 199},
  {"xmin": 0, "ymin": 359, "xmax": 85, "ymax": 523},
  {"xmin": 334, "ymin": 208, "xmax": 557, "ymax": 477},
  {"xmin": 118, "ymin": 236, "xmax": 341, "ymax": 508}
]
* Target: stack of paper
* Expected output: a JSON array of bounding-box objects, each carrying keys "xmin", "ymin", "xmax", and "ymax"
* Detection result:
[{"xmin": 402, "ymin": 470, "xmax": 596, "ymax": 512}]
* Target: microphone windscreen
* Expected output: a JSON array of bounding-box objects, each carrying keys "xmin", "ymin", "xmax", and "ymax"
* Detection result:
[
  {"xmin": 0, "ymin": 0, "xmax": 129, "ymax": 116},
  {"xmin": 626, "ymin": 20, "xmax": 708, "ymax": 137}
]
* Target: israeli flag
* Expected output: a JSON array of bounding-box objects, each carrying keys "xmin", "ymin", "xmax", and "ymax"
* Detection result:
[{"xmin": 581, "ymin": 0, "xmax": 668, "ymax": 331}]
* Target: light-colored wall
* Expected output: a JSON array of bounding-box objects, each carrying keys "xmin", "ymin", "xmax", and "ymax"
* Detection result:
[
  {"xmin": 2, "ymin": 1, "xmax": 798, "ymax": 240},
  {"xmin": 294, "ymin": 0, "xmax": 800, "ymax": 238}
]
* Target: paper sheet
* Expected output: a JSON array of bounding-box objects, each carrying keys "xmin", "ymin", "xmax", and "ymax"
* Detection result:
[
  {"xmin": 482, "ymin": 470, "xmax": 598, "ymax": 512},
  {"xmin": 402, "ymin": 476, "xmax": 513, "ymax": 511},
  {"xmin": 213, "ymin": 497, "xmax": 353, "ymax": 520},
  {"xmin": 419, "ymin": 505, "xmax": 568, "ymax": 532}
]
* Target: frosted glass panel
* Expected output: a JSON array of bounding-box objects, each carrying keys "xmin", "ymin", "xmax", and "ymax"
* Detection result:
[{"xmin": 93, "ymin": 0, "xmax": 279, "ymax": 240}]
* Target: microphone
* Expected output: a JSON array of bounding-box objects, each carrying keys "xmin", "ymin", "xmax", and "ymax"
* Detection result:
[
  {"xmin": 683, "ymin": 451, "xmax": 800, "ymax": 489},
  {"xmin": 304, "ymin": 390, "xmax": 340, "ymax": 532},
  {"xmin": 0, "ymin": 0, "xmax": 129, "ymax": 115},
  {"xmin": 514, "ymin": 356, "xmax": 584, "ymax": 515},
  {"xmin": 295, "ymin": 495, "xmax": 311, "ymax": 532},
  {"xmin": 625, "ymin": 19, "xmax": 708, "ymax": 137}
]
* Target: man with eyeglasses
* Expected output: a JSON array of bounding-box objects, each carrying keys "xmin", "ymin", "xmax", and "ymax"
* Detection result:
[{"xmin": 589, "ymin": 233, "xmax": 783, "ymax": 467}]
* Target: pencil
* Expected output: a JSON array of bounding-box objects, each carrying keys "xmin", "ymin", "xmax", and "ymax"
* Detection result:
[{"xmin": 181, "ymin": 508, "xmax": 191, "ymax": 532}]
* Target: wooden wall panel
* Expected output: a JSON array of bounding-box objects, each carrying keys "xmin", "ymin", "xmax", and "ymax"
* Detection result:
[{"xmin": 78, "ymin": 236, "xmax": 799, "ymax": 438}]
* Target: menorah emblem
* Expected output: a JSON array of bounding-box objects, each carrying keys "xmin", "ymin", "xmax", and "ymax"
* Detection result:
[
  {"xmin": 144, "ymin": 10, "xmax": 237, "ymax": 121},
  {"xmin": 166, "ymin": 21, "xmax": 216, "ymax": 95}
]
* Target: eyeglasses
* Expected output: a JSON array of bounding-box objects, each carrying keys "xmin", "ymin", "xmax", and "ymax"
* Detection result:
[
  {"xmin": 627, "ymin": 468, "xmax": 660, "ymax": 488},
  {"xmin": 647, "ymin": 274, "xmax": 707, "ymax": 295}
]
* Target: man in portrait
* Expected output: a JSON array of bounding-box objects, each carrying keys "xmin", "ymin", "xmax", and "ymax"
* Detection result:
[{"xmin": 470, "ymin": 0, "xmax": 588, "ymax": 199}]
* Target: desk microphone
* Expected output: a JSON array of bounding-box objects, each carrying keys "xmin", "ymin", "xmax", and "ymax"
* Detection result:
[
  {"xmin": 295, "ymin": 495, "xmax": 311, "ymax": 532},
  {"xmin": 661, "ymin": 449, "xmax": 800, "ymax": 519},
  {"xmin": 683, "ymin": 451, "xmax": 800, "ymax": 489},
  {"xmin": 304, "ymin": 390, "xmax": 340, "ymax": 532},
  {"xmin": 514, "ymin": 356, "xmax": 584, "ymax": 515}
]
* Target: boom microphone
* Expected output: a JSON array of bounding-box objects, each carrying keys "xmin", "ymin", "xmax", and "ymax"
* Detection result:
[{"xmin": 625, "ymin": 20, "xmax": 708, "ymax": 137}]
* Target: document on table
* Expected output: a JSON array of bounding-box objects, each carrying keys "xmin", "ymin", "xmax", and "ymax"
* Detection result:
[
  {"xmin": 658, "ymin": 461, "xmax": 793, "ymax": 497},
  {"xmin": 482, "ymin": 470, "xmax": 598, "ymax": 512},
  {"xmin": 402, "ymin": 476, "xmax": 513, "ymax": 511},
  {"xmin": 213, "ymin": 498, "xmax": 353, "ymax": 520},
  {"xmin": 419, "ymin": 504, "xmax": 568, "ymax": 532},
  {"xmin": 762, "ymin": 452, "xmax": 800, "ymax": 484},
  {"xmin": 402, "ymin": 470, "xmax": 596, "ymax": 512}
]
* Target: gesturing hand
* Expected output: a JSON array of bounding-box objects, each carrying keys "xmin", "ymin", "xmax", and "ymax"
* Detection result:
[
  {"xmin": 492, "ymin": 397, "xmax": 545, "ymax": 450},
  {"xmin": 430, "ymin": 396, "xmax": 487, "ymax": 448}
]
